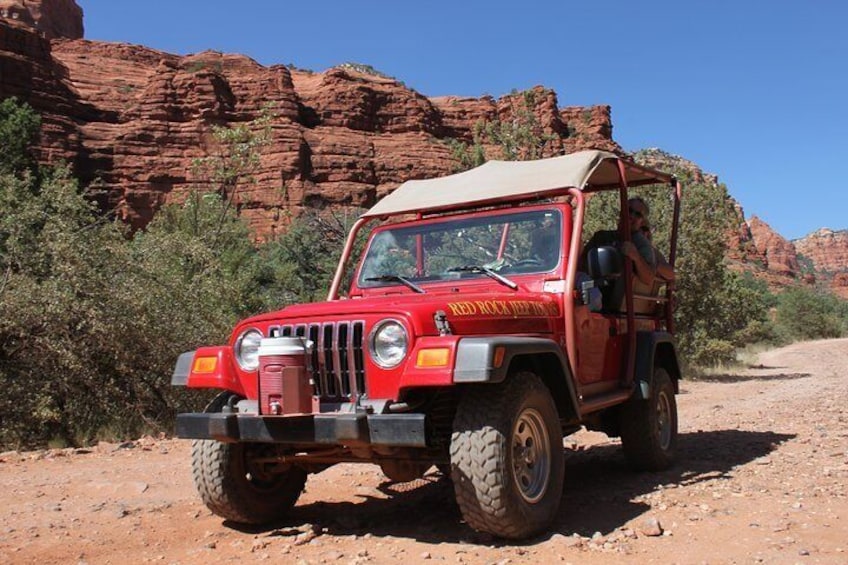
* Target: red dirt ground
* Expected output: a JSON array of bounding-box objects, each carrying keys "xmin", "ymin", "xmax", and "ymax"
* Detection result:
[{"xmin": 2, "ymin": 339, "xmax": 847, "ymax": 564}]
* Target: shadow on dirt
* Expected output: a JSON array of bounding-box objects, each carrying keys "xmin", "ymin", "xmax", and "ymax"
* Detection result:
[
  {"xmin": 228, "ymin": 428, "xmax": 795, "ymax": 544},
  {"xmin": 695, "ymin": 372, "xmax": 810, "ymax": 383},
  {"xmin": 554, "ymin": 428, "xmax": 794, "ymax": 537}
]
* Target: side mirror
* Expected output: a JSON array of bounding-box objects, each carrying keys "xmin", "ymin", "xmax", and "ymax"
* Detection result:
[{"xmin": 587, "ymin": 246, "xmax": 623, "ymax": 279}]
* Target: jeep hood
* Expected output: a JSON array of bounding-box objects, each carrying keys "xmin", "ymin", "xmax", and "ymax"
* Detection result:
[{"xmin": 239, "ymin": 291, "xmax": 561, "ymax": 337}]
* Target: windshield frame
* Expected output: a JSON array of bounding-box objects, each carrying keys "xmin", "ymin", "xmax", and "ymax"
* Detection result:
[{"xmin": 352, "ymin": 205, "xmax": 565, "ymax": 293}]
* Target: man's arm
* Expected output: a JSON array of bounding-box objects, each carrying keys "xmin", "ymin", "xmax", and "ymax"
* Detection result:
[
  {"xmin": 621, "ymin": 233, "xmax": 657, "ymax": 286},
  {"xmin": 655, "ymin": 249, "xmax": 675, "ymax": 282}
]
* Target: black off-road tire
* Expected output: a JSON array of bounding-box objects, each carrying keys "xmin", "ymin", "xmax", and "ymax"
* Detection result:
[
  {"xmin": 620, "ymin": 367, "xmax": 678, "ymax": 471},
  {"xmin": 190, "ymin": 393, "xmax": 307, "ymax": 524},
  {"xmin": 450, "ymin": 372, "xmax": 564, "ymax": 539}
]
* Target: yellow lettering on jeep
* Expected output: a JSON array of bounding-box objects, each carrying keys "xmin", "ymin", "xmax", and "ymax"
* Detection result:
[
  {"xmin": 448, "ymin": 301, "xmax": 478, "ymax": 316},
  {"xmin": 474, "ymin": 300, "xmax": 511, "ymax": 316},
  {"xmin": 449, "ymin": 300, "xmax": 556, "ymax": 317}
]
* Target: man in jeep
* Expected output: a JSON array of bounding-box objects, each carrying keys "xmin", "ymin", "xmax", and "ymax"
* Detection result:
[{"xmin": 584, "ymin": 196, "xmax": 656, "ymax": 286}]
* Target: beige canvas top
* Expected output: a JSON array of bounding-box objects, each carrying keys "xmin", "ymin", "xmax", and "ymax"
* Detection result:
[{"xmin": 363, "ymin": 149, "xmax": 674, "ymax": 218}]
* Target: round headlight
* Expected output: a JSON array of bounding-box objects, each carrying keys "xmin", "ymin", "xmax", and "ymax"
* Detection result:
[
  {"xmin": 370, "ymin": 320, "xmax": 409, "ymax": 369},
  {"xmin": 234, "ymin": 328, "xmax": 263, "ymax": 371}
]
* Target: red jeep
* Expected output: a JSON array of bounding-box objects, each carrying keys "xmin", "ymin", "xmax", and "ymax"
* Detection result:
[{"xmin": 173, "ymin": 149, "xmax": 683, "ymax": 539}]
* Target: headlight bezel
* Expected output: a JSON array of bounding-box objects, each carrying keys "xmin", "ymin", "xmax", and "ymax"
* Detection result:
[
  {"xmin": 369, "ymin": 319, "xmax": 409, "ymax": 369},
  {"xmin": 234, "ymin": 327, "xmax": 263, "ymax": 371}
]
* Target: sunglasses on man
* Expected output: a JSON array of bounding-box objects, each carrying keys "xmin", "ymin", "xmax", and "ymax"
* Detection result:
[{"xmin": 629, "ymin": 207, "xmax": 645, "ymax": 219}]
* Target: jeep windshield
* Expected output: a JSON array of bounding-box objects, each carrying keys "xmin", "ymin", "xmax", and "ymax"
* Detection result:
[{"xmin": 357, "ymin": 208, "xmax": 562, "ymax": 290}]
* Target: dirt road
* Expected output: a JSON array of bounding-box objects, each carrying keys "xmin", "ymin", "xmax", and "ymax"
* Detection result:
[{"xmin": 2, "ymin": 339, "xmax": 846, "ymax": 564}]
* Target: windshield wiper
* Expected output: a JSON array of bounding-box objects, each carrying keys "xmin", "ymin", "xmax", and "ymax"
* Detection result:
[
  {"xmin": 365, "ymin": 274, "xmax": 426, "ymax": 294},
  {"xmin": 447, "ymin": 265, "xmax": 518, "ymax": 290}
]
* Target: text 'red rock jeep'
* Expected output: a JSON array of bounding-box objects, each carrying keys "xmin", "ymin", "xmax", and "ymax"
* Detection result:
[{"xmin": 173, "ymin": 149, "xmax": 683, "ymax": 539}]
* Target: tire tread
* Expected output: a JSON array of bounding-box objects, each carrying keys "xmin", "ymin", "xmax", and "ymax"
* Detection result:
[
  {"xmin": 190, "ymin": 394, "xmax": 306, "ymax": 524},
  {"xmin": 450, "ymin": 372, "xmax": 563, "ymax": 539},
  {"xmin": 620, "ymin": 368, "xmax": 677, "ymax": 471}
]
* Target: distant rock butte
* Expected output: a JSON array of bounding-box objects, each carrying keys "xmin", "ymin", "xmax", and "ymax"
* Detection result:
[
  {"xmin": 728, "ymin": 211, "xmax": 848, "ymax": 298},
  {"xmin": 747, "ymin": 216, "xmax": 801, "ymax": 276},
  {"xmin": 795, "ymin": 229, "xmax": 848, "ymax": 298},
  {"xmin": 795, "ymin": 229, "xmax": 848, "ymax": 271},
  {"xmin": 1, "ymin": 1, "xmax": 845, "ymax": 292}
]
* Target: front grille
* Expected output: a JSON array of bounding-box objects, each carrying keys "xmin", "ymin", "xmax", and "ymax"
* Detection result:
[{"xmin": 271, "ymin": 321, "xmax": 366, "ymax": 399}]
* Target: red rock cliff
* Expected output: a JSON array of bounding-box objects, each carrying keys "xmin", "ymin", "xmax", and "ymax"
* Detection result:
[
  {"xmin": 0, "ymin": 8, "xmax": 83, "ymax": 164},
  {"xmin": 795, "ymin": 229, "xmax": 848, "ymax": 272},
  {"xmin": 795, "ymin": 229, "xmax": 848, "ymax": 298},
  {"xmin": 747, "ymin": 216, "xmax": 800, "ymax": 277},
  {"xmin": 0, "ymin": 0, "xmax": 82, "ymax": 39},
  {"xmin": 1, "ymin": 8, "xmax": 621, "ymax": 236}
]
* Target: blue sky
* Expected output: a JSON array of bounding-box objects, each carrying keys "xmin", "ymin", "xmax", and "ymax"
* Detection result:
[{"xmin": 76, "ymin": 1, "xmax": 847, "ymax": 240}]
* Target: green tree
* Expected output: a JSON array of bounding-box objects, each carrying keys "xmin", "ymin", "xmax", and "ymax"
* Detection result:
[
  {"xmin": 775, "ymin": 286, "xmax": 847, "ymax": 341},
  {"xmin": 0, "ymin": 159, "xmax": 133, "ymax": 446},
  {"xmin": 260, "ymin": 208, "xmax": 366, "ymax": 303},
  {"xmin": 0, "ymin": 101, "xmax": 279, "ymax": 448},
  {"xmin": 191, "ymin": 108, "xmax": 272, "ymax": 245},
  {"xmin": 0, "ymin": 97, "xmax": 40, "ymax": 175},
  {"xmin": 449, "ymin": 89, "xmax": 558, "ymax": 171},
  {"xmin": 628, "ymin": 151, "xmax": 775, "ymax": 368}
]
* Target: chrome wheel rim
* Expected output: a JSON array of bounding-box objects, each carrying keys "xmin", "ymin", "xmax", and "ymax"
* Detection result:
[{"xmin": 512, "ymin": 408, "xmax": 551, "ymax": 503}]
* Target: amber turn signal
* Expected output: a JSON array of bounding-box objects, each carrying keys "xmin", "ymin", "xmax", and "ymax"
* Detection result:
[
  {"xmin": 493, "ymin": 346, "xmax": 506, "ymax": 368},
  {"xmin": 192, "ymin": 356, "xmax": 218, "ymax": 374},
  {"xmin": 415, "ymin": 348, "xmax": 450, "ymax": 367}
]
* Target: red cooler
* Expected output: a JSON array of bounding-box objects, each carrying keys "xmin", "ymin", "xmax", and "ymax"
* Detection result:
[{"xmin": 257, "ymin": 337, "xmax": 313, "ymax": 415}]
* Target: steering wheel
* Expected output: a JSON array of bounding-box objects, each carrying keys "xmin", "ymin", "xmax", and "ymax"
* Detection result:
[{"xmin": 510, "ymin": 258, "xmax": 543, "ymax": 268}]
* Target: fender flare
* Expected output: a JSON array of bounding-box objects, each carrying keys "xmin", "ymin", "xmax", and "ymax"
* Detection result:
[
  {"xmin": 634, "ymin": 331, "xmax": 681, "ymax": 399},
  {"xmin": 171, "ymin": 351, "xmax": 194, "ymax": 386},
  {"xmin": 454, "ymin": 336, "xmax": 580, "ymax": 421},
  {"xmin": 170, "ymin": 347, "xmax": 247, "ymax": 396}
]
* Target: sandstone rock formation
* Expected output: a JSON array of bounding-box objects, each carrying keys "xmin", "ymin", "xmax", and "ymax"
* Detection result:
[
  {"xmin": 1, "ymin": 3, "xmax": 622, "ymax": 237},
  {"xmin": 559, "ymin": 105, "xmax": 621, "ymax": 154},
  {"xmin": 795, "ymin": 228, "xmax": 848, "ymax": 273},
  {"xmin": 0, "ymin": 10, "xmax": 83, "ymax": 165},
  {"xmin": 795, "ymin": 229, "xmax": 848, "ymax": 298},
  {"xmin": 0, "ymin": 0, "xmax": 82, "ymax": 39},
  {"xmin": 746, "ymin": 216, "xmax": 800, "ymax": 277},
  {"xmin": 0, "ymin": 1, "xmax": 35, "ymax": 28}
]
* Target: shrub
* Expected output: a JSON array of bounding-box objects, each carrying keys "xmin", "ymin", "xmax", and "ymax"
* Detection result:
[
  {"xmin": 775, "ymin": 286, "xmax": 847, "ymax": 341},
  {"xmin": 0, "ymin": 160, "xmax": 133, "ymax": 446},
  {"xmin": 260, "ymin": 207, "xmax": 366, "ymax": 303},
  {"xmin": 0, "ymin": 96, "xmax": 40, "ymax": 175},
  {"xmin": 0, "ymin": 101, "xmax": 277, "ymax": 448},
  {"xmin": 630, "ymin": 151, "xmax": 776, "ymax": 368},
  {"xmin": 447, "ymin": 89, "xmax": 558, "ymax": 171}
]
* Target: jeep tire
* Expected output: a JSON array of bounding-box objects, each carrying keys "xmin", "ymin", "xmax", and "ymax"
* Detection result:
[
  {"xmin": 450, "ymin": 371, "xmax": 564, "ymax": 539},
  {"xmin": 620, "ymin": 367, "xmax": 677, "ymax": 471},
  {"xmin": 190, "ymin": 393, "xmax": 307, "ymax": 524}
]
